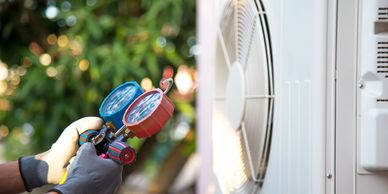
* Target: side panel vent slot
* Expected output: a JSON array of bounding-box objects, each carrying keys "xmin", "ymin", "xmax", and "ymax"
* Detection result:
[
  {"xmin": 378, "ymin": 7, "xmax": 388, "ymax": 21},
  {"xmin": 377, "ymin": 41, "xmax": 388, "ymax": 78},
  {"xmin": 375, "ymin": 3, "xmax": 388, "ymax": 33}
]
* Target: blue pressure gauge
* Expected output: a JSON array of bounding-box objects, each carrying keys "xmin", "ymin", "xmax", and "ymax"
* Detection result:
[{"xmin": 99, "ymin": 81, "xmax": 143, "ymax": 129}]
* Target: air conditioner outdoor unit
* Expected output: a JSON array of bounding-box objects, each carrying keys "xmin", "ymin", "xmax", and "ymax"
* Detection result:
[{"xmin": 197, "ymin": 0, "xmax": 388, "ymax": 194}]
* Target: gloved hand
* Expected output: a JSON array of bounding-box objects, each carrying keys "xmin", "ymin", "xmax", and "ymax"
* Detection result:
[
  {"xmin": 18, "ymin": 117, "xmax": 103, "ymax": 192},
  {"xmin": 48, "ymin": 142, "xmax": 123, "ymax": 194}
]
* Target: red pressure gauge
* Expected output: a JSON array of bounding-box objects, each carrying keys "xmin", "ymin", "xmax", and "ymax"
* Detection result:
[{"xmin": 123, "ymin": 78, "xmax": 175, "ymax": 138}]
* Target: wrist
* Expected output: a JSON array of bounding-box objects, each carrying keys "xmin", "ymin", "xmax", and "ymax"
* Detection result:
[{"xmin": 19, "ymin": 156, "xmax": 48, "ymax": 191}]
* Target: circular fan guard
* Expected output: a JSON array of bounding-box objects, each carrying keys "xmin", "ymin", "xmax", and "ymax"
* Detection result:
[{"xmin": 213, "ymin": 0, "xmax": 274, "ymax": 193}]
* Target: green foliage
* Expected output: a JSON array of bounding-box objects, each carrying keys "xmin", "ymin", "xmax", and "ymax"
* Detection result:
[{"xmin": 0, "ymin": 0, "xmax": 196, "ymax": 160}]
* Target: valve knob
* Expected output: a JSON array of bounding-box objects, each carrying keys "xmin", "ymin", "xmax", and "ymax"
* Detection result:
[
  {"xmin": 78, "ymin": 130, "xmax": 99, "ymax": 146},
  {"xmin": 107, "ymin": 141, "xmax": 136, "ymax": 165}
]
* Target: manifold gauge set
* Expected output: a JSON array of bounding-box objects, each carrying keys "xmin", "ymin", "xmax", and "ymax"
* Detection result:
[{"xmin": 78, "ymin": 78, "xmax": 175, "ymax": 165}]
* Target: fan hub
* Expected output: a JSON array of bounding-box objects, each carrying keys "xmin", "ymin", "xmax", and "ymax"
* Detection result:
[{"xmin": 226, "ymin": 62, "xmax": 246, "ymax": 130}]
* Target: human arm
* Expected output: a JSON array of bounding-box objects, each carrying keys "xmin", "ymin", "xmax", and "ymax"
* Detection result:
[
  {"xmin": 17, "ymin": 117, "xmax": 103, "ymax": 192},
  {"xmin": 0, "ymin": 161, "xmax": 25, "ymax": 194}
]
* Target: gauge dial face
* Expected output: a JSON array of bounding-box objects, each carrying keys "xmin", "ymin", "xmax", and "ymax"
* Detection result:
[
  {"xmin": 125, "ymin": 92, "xmax": 161, "ymax": 124},
  {"xmin": 101, "ymin": 85, "xmax": 138, "ymax": 115}
]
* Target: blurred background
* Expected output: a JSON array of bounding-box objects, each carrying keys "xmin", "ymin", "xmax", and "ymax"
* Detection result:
[{"xmin": 0, "ymin": 0, "xmax": 197, "ymax": 193}]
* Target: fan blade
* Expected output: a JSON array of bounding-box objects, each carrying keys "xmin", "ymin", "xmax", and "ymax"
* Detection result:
[
  {"xmin": 244, "ymin": 17, "xmax": 270, "ymax": 98},
  {"xmin": 236, "ymin": 0, "xmax": 259, "ymax": 65},
  {"xmin": 215, "ymin": 35, "xmax": 231, "ymax": 97},
  {"xmin": 213, "ymin": 100, "xmax": 250, "ymax": 193},
  {"xmin": 242, "ymin": 98, "xmax": 271, "ymax": 180},
  {"xmin": 218, "ymin": 0, "xmax": 237, "ymax": 64}
]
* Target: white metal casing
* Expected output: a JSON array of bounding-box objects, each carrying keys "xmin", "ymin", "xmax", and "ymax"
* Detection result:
[
  {"xmin": 197, "ymin": 0, "xmax": 388, "ymax": 193},
  {"xmin": 358, "ymin": 0, "xmax": 388, "ymax": 171},
  {"xmin": 261, "ymin": 0, "xmax": 327, "ymax": 193},
  {"xmin": 199, "ymin": 0, "xmax": 328, "ymax": 193}
]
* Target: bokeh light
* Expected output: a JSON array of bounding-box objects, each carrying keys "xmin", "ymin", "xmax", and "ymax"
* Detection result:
[
  {"xmin": 22, "ymin": 123, "xmax": 34, "ymax": 136},
  {"xmin": 0, "ymin": 99, "xmax": 10, "ymax": 110},
  {"xmin": 39, "ymin": 53, "xmax": 52, "ymax": 66},
  {"xmin": 189, "ymin": 45, "xmax": 200, "ymax": 56},
  {"xmin": 47, "ymin": 34, "xmax": 57, "ymax": 45},
  {"xmin": 29, "ymin": 42, "xmax": 43, "ymax": 55},
  {"xmin": 0, "ymin": 125, "xmax": 9, "ymax": 138},
  {"xmin": 11, "ymin": 76, "xmax": 20, "ymax": 86},
  {"xmin": 22, "ymin": 57, "xmax": 32, "ymax": 67},
  {"xmin": 24, "ymin": 0, "xmax": 37, "ymax": 9},
  {"xmin": 70, "ymin": 40, "xmax": 83, "ymax": 56},
  {"xmin": 61, "ymin": 1, "xmax": 71, "ymax": 11},
  {"xmin": 175, "ymin": 65, "xmax": 194, "ymax": 95},
  {"xmin": 79, "ymin": 59, "xmax": 89, "ymax": 71},
  {"xmin": 66, "ymin": 15, "xmax": 77, "ymax": 26},
  {"xmin": 157, "ymin": 37, "xmax": 167, "ymax": 47},
  {"xmin": 45, "ymin": 5, "xmax": 59, "ymax": 19},
  {"xmin": 141, "ymin": 77, "xmax": 153, "ymax": 91},
  {"xmin": 46, "ymin": 67, "xmax": 58, "ymax": 77},
  {"xmin": 87, "ymin": 0, "xmax": 97, "ymax": 6},
  {"xmin": 58, "ymin": 35, "xmax": 69, "ymax": 47},
  {"xmin": 163, "ymin": 66, "xmax": 174, "ymax": 79},
  {"xmin": 17, "ymin": 67, "xmax": 27, "ymax": 76},
  {"xmin": 0, "ymin": 81, "xmax": 8, "ymax": 95},
  {"xmin": 0, "ymin": 61, "xmax": 8, "ymax": 81}
]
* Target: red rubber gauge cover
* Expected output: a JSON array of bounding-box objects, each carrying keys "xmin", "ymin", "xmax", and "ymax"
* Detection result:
[{"xmin": 123, "ymin": 89, "xmax": 174, "ymax": 138}]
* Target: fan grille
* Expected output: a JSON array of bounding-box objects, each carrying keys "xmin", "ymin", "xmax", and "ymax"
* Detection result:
[{"xmin": 213, "ymin": 0, "xmax": 274, "ymax": 192}]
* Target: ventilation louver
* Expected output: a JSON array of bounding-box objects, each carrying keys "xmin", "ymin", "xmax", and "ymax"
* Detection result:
[
  {"xmin": 377, "ymin": 41, "xmax": 388, "ymax": 78},
  {"xmin": 378, "ymin": 7, "xmax": 388, "ymax": 21}
]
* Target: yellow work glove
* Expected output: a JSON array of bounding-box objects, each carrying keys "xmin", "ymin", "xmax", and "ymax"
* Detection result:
[{"xmin": 18, "ymin": 117, "xmax": 103, "ymax": 192}]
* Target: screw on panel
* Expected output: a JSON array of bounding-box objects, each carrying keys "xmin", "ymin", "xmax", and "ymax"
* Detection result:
[
  {"xmin": 326, "ymin": 173, "xmax": 333, "ymax": 179},
  {"xmin": 359, "ymin": 83, "xmax": 364, "ymax": 89}
]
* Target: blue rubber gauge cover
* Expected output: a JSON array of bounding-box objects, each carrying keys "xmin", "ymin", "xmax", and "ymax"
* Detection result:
[{"xmin": 99, "ymin": 81, "xmax": 143, "ymax": 128}]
